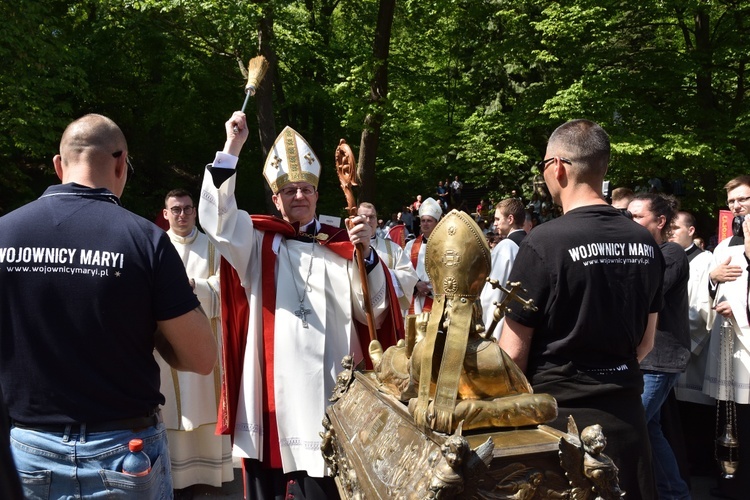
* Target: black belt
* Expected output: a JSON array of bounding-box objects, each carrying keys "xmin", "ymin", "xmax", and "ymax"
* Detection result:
[{"xmin": 12, "ymin": 409, "xmax": 162, "ymax": 434}]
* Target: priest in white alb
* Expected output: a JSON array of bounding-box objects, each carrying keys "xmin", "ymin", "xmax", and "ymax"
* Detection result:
[
  {"xmin": 198, "ymin": 111, "xmax": 402, "ymax": 500},
  {"xmin": 404, "ymin": 197, "xmax": 442, "ymax": 314},
  {"xmin": 357, "ymin": 201, "xmax": 418, "ymax": 317},
  {"xmin": 156, "ymin": 189, "xmax": 233, "ymax": 493}
]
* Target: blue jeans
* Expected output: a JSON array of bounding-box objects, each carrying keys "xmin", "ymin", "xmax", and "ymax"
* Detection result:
[
  {"xmin": 642, "ymin": 371, "xmax": 691, "ymax": 500},
  {"xmin": 10, "ymin": 422, "xmax": 172, "ymax": 499}
]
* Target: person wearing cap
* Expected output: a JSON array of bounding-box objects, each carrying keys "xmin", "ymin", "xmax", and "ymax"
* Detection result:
[
  {"xmin": 0, "ymin": 114, "xmax": 216, "ymax": 498},
  {"xmin": 198, "ymin": 111, "xmax": 402, "ymax": 500},
  {"xmin": 405, "ymin": 197, "xmax": 443, "ymax": 314},
  {"xmin": 479, "ymin": 197, "xmax": 526, "ymax": 335},
  {"xmin": 358, "ymin": 202, "xmax": 419, "ymax": 317},
  {"xmin": 157, "ymin": 188, "xmax": 234, "ymax": 495}
]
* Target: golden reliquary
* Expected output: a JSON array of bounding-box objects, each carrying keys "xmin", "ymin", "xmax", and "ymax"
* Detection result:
[{"xmin": 323, "ymin": 210, "xmax": 624, "ymax": 499}]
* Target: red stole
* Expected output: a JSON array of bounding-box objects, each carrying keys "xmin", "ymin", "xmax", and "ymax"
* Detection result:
[
  {"xmin": 408, "ymin": 235, "xmax": 432, "ymax": 314},
  {"xmin": 216, "ymin": 215, "xmax": 403, "ymax": 469}
]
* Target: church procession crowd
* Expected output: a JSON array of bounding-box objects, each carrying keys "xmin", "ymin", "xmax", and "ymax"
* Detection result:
[{"xmin": 1, "ymin": 110, "xmax": 750, "ymax": 500}]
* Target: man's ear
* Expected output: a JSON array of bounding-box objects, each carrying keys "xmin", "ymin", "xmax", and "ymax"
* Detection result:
[
  {"xmin": 163, "ymin": 209, "xmax": 169, "ymax": 221},
  {"xmin": 657, "ymin": 214, "xmax": 667, "ymax": 231},
  {"xmin": 688, "ymin": 226, "xmax": 696, "ymax": 237},
  {"xmin": 113, "ymin": 153, "xmax": 127, "ymax": 180},
  {"xmin": 53, "ymin": 155, "xmax": 64, "ymax": 181}
]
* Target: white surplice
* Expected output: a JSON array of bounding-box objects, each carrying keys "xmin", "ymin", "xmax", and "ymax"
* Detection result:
[
  {"xmin": 704, "ymin": 239, "xmax": 750, "ymax": 404},
  {"xmin": 156, "ymin": 228, "xmax": 233, "ymax": 488},
  {"xmin": 674, "ymin": 248, "xmax": 715, "ymax": 405},
  {"xmin": 404, "ymin": 235, "xmax": 430, "ymax": 314},
  {"xmin": 371, "ymin": 236, "xmax": 418, "ymax": 313},
  {"xmin": 479, "ymin": 237, "xmax": 520, "ymax": 337}
]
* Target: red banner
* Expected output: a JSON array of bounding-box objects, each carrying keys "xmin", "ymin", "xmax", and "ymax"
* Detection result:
[{"xmin": 718, "ymin": 209, "xmax": 733, "ymax": 243}]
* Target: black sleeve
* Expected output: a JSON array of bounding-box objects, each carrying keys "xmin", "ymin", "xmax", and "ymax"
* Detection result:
[
  {"xmin": 504, "ymin": 242, "xmax": 550, "ymax": 328},
  {"xmin": 207, "ymin": 165, "xmax": 236, "ymax": 189}
]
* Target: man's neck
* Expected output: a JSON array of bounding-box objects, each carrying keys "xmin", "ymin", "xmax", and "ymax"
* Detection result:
[
  {"xmin": 295, "ymin": 218, "xmax": 316, "ymax": 231},
  {"xmin": 170, "ymin": 226, "xmax": 195, "ymax": 238},
  {"xmin": 561, "ymin": 192, "xmax": 609, "ymax": 213}
]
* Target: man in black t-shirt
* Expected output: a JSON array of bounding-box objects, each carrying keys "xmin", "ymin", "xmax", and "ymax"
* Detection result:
[
  {"xmin": 0, "ymin": 114, "xmax": 217, "ymax": 498},
  {"xmin": 499, "ymin": 120, "xmax": 664, "ymax": 500}
]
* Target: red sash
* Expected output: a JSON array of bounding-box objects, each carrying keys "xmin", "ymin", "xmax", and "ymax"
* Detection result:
[
  {"xmin": 408, "ymin": 235, "xmax": 432, "ymax": 314},
  {"xmin": 216, "ymin": 215, "xmax": 403, "ymax": 467}
]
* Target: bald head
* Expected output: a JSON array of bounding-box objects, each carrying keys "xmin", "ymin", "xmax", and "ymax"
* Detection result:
[
  {"xmin": 55, "ymin": 114, "xmax": 129, "ymax": 197},
  {"xmin": 60, "ymin": 114, "xmax": 127, "ymax": 167}
]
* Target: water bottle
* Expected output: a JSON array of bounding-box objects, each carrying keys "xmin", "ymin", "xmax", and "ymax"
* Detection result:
[{"xmin": 122, "ymin": 438, "xmax": 151, "ymax": 477}]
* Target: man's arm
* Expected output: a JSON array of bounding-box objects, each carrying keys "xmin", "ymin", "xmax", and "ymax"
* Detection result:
[
  {"xmin": 155, "ymin": 307, "xmax": 217, "ymax": 375},
  {"xmin": 498, "ymin": 316, "xmax": 534, "ymax": 373},
  {"xmin": 637, "ymin": 312, "xmax": 658, "ymax": 362},
  {"xmin": 199, "ymin": 112, "xmax": 258, "ymax": 280}
]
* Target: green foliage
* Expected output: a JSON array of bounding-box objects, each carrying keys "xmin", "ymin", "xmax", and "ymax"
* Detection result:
[{"xmin": 1, "ymin": 0, "xmax": 750, "ymax": 238}]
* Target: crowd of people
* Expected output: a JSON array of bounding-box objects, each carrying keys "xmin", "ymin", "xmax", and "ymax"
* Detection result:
[{"xmin": 1, "ymin": 111, "xmax": 749, "ymax": 500}]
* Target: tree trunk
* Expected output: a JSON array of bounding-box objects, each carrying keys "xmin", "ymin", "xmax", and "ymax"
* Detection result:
[
  {"xmin": 693, "ymin": 7, "xmax": 717, "ymax": 207},
  {"xmin": 257, "ymin": 9, "xmax": 282, "ymax": 216},
  {"xmin": 357, "ymin": 0, "xmax": 396, "ymax": 203}
]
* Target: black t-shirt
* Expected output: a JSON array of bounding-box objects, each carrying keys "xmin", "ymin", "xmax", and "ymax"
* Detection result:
[
  {"xmin": 640, "ymin": 241, "xmax": 690, "ymax": 372},
  {"xmin": 0, "ymin": 183, "xmax": 200, "ymax": 424},
  {"xmin": 505, "ymin": 204, "xmax": 664, "ymax": 375}
]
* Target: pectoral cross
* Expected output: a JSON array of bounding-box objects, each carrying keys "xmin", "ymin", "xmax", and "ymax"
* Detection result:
[{"xmin": 294, "ymin": 303, "xmax": 312, "ymax": 328}]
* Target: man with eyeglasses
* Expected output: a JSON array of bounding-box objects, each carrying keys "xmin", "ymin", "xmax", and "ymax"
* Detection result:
[
  {"xmin": 157, "ymin": 189, "xmax": 233, "ymax": 496},
  {"xmin": 358, "ymin": 202, "xmax": 419, "ymax": 317},
  {"xmin": 703, "ymin": 175, "xmax": 750, "ymax": 499},
  {"xmin": 199, "ymin": 111, "xmax": 402, "ymax": 500},
  {"xmin": 498, "ymin": 119, "xmax": 664, "ymax": 499},
  {"xmin": 0, "ymin": 114, "xmax": 217, "ymax": 498}
]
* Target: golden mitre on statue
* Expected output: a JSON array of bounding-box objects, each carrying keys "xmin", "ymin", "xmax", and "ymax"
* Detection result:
[{"xmin": 263, "ymin": 126, "xmax": 321, "ymax": 193}]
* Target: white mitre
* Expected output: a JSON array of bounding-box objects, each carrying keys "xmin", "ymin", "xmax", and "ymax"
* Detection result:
[
  {"xmin": 263, "ymin": 126, "xmax": 322, "ymax": 193},
  {"xmin": 419, "ymin": 197, "xmax": 443, "ymax": 221}
]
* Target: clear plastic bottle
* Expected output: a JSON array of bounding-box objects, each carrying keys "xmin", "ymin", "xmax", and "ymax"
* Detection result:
[{"xmin": 122, "ymin": 438, "xmax": 151, "ymax": 477}]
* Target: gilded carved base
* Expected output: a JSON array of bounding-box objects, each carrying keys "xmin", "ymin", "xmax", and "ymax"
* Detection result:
[{"xmin": 324, "ymin": 371, "xmax": 621, "ymax": 500}]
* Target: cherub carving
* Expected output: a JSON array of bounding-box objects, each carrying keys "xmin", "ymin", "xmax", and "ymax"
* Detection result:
[
  {"xmin": 320, "ymin": 415, "xmax": 338, "ymax": 475},
  {"xmin": 559, "ymin": 416, "xmax": 624, "ymax": 500},
  {"xmin": 427, "ymin": 422, "xmax": 494, "ymax": 499},
  {"xmin": 482, "ymin": 463, "xmax": 569, "ymax": 499},
  {"xmin": 329, "ymin": 355, "xmax": 355, "ymax": 402}
]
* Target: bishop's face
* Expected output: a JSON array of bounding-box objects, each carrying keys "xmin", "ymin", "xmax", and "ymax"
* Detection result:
[
  {"xmin": 273, "ymin": 182, "xmax": 319, "ymax": 226},
  {"xmin": 420, "ymin": 216, "xmax": 438, "ymax": 239}
]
